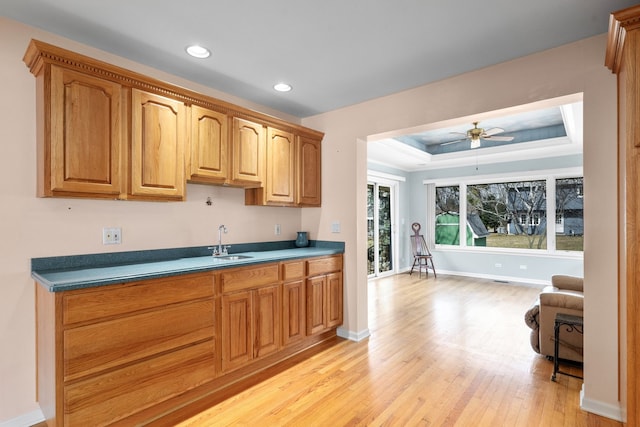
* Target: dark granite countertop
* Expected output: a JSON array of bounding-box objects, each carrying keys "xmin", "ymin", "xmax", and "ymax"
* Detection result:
[{"xmin": 32, "ymin": 240, "xmax": 344, "ymax": 292}]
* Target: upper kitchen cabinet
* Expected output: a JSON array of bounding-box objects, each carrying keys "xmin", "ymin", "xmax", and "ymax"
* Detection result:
[
  {"xmin": 24, "ymin": 39, "xmax": 186, "ymax": 201},
  {"xmin": 31, "ymin": 63, "xmax": 124, "ymax": 199},
  {"xmin": 187, "ymin": 105, "xmax": 229, "ymax": 185},
  {"xmin": 245, "ymin": 130, "xmax": 322, "ymax": 207},
  {"xmin": 23, "ymin": 39, "xmax": 323, "ymax": 203},
  {"xmin": 296, "ymin": 136, "xmax": 322, "ymax": 206},
  {"xmin": 129, "ymin": 89, "xmax": 186, "ymax": 201},
  {"xmin": 265, "ymin": 127, "xmax": 296, "ymax": 205},
  {"xmin": 246, "ymin": 126, "xmax": 296, "ymax": 206},
  {"xmin": 230, "ymin": 118, "xmax": 265, "ymax": 187}
]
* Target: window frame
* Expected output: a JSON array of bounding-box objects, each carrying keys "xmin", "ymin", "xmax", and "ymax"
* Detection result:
[{"xmin": 424, "ymin": 168, "xmax": 583, "ymax": 257}]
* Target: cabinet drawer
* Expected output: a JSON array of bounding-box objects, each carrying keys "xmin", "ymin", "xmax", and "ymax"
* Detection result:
[
  {"xmin": 62, "ymin": 272, "xmax": 214, "ymax": 325},
  {"xmin": 64, "ymin": 299, "xmax": 214, "ymax": 381},
  {"xmin": 64, "ymin": 340, "xmax": 215, "ymax": 427},
  {"xmin": 221, "ymin": 263, "xmax": 279, "ymax": 293},
  {"xmin": 282, "ymin": 261, "xmax": 304, "ymax": 281},
  {"xmin": 307, "ymin": 255, "xmax": 342, "ymax": 277}
]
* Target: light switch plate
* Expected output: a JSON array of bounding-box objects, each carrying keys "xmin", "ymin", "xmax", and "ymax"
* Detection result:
[{"xmin": 331, "ymin": 221, "xmax": 341, "ymax": 233}]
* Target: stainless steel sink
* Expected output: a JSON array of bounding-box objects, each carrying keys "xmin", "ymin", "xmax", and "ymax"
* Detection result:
[{"xmin": 214, "ymin": 255, "xmax": 253, "ymax": 261}]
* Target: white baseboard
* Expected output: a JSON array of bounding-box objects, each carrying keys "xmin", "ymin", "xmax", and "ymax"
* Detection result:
[
  {"xmin": 337, "ymin": 326, "xmax": 370, "ymax": 342},
  {"xmin": 0, "ymin": 409, "xmax": 45, "ymax": 427},
  {"xmin": 412, "ymin": 268, "xmax": 549, "ymax": 287},
  {"xmin": 580, "ymin": 385, "xmax": 624, "ymax": 422}
]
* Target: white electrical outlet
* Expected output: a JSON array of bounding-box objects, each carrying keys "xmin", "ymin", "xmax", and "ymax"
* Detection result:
[
  {"xmin": 331, "ymin": 221, "xmax": 341, "ymax": 233},
  {"xmin": 102, "ymin": 227, "xmax": 122, "ymax": 245},
  {"xmin": 275, "ymin": 224, "xmax": 281, "ymax": 235}
]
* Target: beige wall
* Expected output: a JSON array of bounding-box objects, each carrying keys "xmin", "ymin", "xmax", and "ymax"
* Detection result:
[
  {"xmin": 302, "ymin": 34, "xmax": 620, "ymax": 418},
  {"xmin": 0, "ymin": 15, "xmax": 621, "ymax": 422}
]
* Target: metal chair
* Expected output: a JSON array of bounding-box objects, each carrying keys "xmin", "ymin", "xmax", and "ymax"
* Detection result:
[{"xmin": 409, "ymin": 222, "xmax": 436, "ymax": 278}]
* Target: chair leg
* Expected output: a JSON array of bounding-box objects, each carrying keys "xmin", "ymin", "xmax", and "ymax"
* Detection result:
[
  {"xmin": 428, "ymin": 258, "xmax": 436, "ymax": 278},
  {"xmin": 410, "ymin": 257, "xmax": 417, "ymax": 275}
]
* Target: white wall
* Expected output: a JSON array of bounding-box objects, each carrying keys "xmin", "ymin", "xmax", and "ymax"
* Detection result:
[{"xmin": 302, "ymin": 34, "xmax": 620, "ymax": 418}]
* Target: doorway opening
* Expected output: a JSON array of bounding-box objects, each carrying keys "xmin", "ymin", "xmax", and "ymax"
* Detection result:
[{"xmin": 367, "ymin": 176, "xmax": 399, "ymax": 278}]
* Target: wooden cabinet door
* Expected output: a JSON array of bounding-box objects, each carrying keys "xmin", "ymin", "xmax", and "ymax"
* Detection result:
[
  {"xmin": 231, "ymin": 117, "xmax": 264, "ymax": 186},
  {"xmin": 47, "ymin": 65, "xmax": 123, "ymax": 197},
  {"xmin": 306, "ymin": 276, "xmax": 326, "ymax": 335},
  {"xmin": 283, "ymin": 280, "xmax": 306, "ymax": 346},
  {"xmin": 130, "ymin": 89, "xmax": 186, "ymax": 200},
  {"xmin": 326, "ymin": 272, "xmax": 343, "ymax": 328},
  {"xmin": 221, "ymin": 290, "xmax": 253, "ymax": 372},
  {"xmin": 297, "ymin": 136, "xmax": 322, "ymax": 206},
  {"xmin": 253, "ymin": 285, "xmax": 281, "ymax": 358},
  {"xmin": 189, "ymin": 105, "xmax": 229, "ymax": 184},
  {"xmin": 265, "ymin": 127, "xmax": 295, "ymax": 205}
]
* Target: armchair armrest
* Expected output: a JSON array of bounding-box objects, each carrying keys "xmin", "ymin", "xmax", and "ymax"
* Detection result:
[
  {"xmin": 524, "ymin": 303, "xmax": 539, "ymax": 330},
  {"xmin": 551, "ymin": 275, "xmax": 583, "ymax": 292},
  {"xmin": 539, "ymin": 290, "xmax": 583, "ymax": 311}
]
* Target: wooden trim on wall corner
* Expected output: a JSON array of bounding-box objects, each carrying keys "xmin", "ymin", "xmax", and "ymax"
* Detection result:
[{"xmin": 606, "ymin": 5, "xmax": 640, "ymax": 73}]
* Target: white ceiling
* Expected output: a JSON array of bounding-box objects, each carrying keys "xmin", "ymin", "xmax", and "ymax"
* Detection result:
[{"xmin": 1, "ymin": 0, "xmax": 636, "ymax": 119}]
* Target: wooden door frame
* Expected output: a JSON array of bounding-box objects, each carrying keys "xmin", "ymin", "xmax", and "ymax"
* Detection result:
[{"xmin": 606, "ymin": 5, "xmax": 640, "ymax": 426}]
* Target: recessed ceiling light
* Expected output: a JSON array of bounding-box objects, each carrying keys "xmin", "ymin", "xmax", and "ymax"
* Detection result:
[
  {"xmin": 186, "ymin": 45, "xmax": 211, "ymax": 59},
  {"xmin": 274, "ymin": 82, "xmax": 292, "ymax": 92}
]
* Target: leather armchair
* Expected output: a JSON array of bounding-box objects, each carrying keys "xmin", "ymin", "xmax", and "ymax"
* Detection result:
[{"xmin": 524, "ymin": 275, "xmax": 583, "ymax": 362}]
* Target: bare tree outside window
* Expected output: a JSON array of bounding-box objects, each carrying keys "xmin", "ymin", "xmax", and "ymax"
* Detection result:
[
  {"xmin": 468, "ymin": 180, "xmax": 547, "ymax": 250},
  {"xmin": 435, "ymin": 186, "xmax": 459, "ymax": 215}
]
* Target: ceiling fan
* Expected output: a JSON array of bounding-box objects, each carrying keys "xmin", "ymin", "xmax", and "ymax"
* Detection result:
[{"xmin": 445, "ymin": 121, "xmax": 514, "ymax": 149}]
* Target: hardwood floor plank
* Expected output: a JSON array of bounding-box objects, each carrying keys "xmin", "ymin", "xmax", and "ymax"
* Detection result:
[{"xmin": 144, "ymin": 273, "xmax": 620, "ymax": 426}]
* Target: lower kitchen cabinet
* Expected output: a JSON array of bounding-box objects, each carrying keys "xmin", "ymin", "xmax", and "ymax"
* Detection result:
[
  {"xmin": 220, "ymin": 285, "xmax": 282, "ymax": 373},
  {"xmin": 35, "ymin": 254, "xmax": 342, "ymax": 426},
  {"xmin": 220, "ymin": 263, "xmax": 281, "ymax": 372},
  {"xmin": 36, "ymin": 272, "xmax": 216, "ymax": 427},
  {"xmin": 221, "ymin": 290, "xmax": 253, "ymax": 372},
  {"xmin": 254, "ymin": 285, "xmax": 281, "ymax": 357},
  {"xmin": 282, "ymin": 260, "xmax": 306, "ymax": 346},
  {"xmin": 306, "ymin": 255, "xmax": 344, "ymax": 335}
]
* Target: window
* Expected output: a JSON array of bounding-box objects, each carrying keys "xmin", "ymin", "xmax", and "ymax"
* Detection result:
[
  {"xmin": 435, "ymin": 186, "xmax": 460, "ymax": 245},
  {"xmin": 555, "ymin": 177, "xmax": 583, "ymax": 251},
  {"xmin": 433, "ymin": 174, "xmax": 583, "ymax": 253},
  {"xmin": 467, "ymin": 180, "xmax": 547, "ymax": 250}
]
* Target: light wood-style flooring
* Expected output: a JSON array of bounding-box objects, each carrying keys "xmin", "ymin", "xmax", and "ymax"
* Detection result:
[{"xmin": 167, "ymin": 273, "xmax": 620, "ymax": 426}]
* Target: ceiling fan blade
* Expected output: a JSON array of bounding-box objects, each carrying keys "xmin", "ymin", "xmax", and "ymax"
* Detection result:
[
  {"xmin": 482, "ymin": 127, "xmax": 505, "ymax": 137},
  {"xmin": 441, "ymin": 138, "xmax": 466, "ymax": 146},
  {"xmin": 483, "ymin": 135, "xmax": 514, "ymax": 141}
]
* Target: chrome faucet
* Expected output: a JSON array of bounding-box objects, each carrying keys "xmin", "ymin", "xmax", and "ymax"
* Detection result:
[{"xmin": 213, "ymin": 224, "xmax": 228, "ymax": 256}]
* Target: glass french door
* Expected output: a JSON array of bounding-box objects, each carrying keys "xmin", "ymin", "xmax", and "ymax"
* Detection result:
[{"xmin": 367, "ymin": 181, "xmax": 395, "ymax": 277}]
